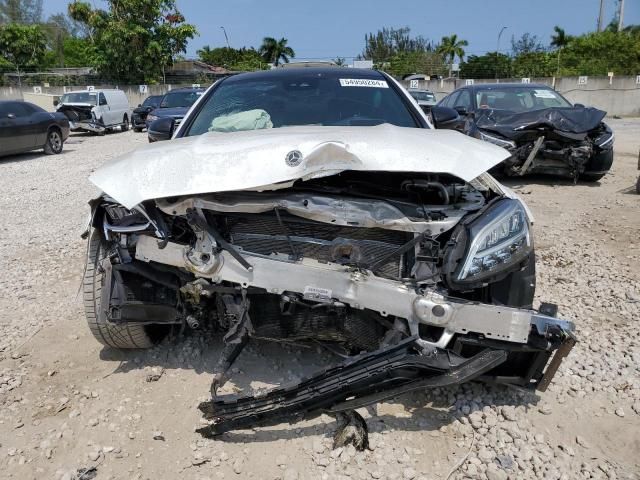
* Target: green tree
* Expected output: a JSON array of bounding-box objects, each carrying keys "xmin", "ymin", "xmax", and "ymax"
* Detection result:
[
  {"xmin": 68, "ymin": 0, "xmax": 197, "ymax": 83},
  {"xmin": 460, "ymin": 52, "xmax": 511, "ymax": 79},
  {"xmin": 510, "ymin": 33, "xmax": 545, "ymax": 55},
  {"xmin": 61, "ymin": 36, "xmax": 97, "ymax": 67},
  {"xmin": 0, "ymin": 0, "xmax": 42, "ymax": 24},
  {"xmin": 437, "ymin": 34, "xmax": 468, "ymax": 77},
  {"xmin": 197, "ymin": 45, "xmax": 266, "ymax": 70},
  {"xmin": 360, "ymin": 27, "xmax": 434, "ymax": 65},
  {"xmin": 558, "ymin": 30, "xmax": 640, "ymax": 75},
  {"xmin": 259, "ymin": 37, "xmax": 295, "ymax": 66},
  {"xmin": 511, "ymin": 51, "xmax": 555, "ymax": 77},
  {"xmin": 0, "ymin": 23, "xmax": 47, "ymax": 83},
  {"xmin": 550, "ymin": 26, "xmax": 573, "ymax": 74},
  {"xmin": 387, "ymin": 50, "xmax": 446, "ymax": 77}
]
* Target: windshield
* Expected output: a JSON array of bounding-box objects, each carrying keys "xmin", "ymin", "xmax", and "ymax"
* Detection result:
[
  {"xmin": 475, "ymin": 87, "xmax": 572, "ymax": 112},
  {"xmin": 410, "ymin": 91, "xmax": 436, "ymax": 102},
  {"xmin": 60, "ymin": 92, "xmax": 97, "ymax": 105},
  {"xmin": 143, "ymin": 96, "xmax": 162, "ymax": 107},
  {"xmin": 160, "ymin": 91, "xmax": 203, "ymax": 108},
  {"xmin": 186, "ymin": 71, "xmax": 418, "ymax": 136}
]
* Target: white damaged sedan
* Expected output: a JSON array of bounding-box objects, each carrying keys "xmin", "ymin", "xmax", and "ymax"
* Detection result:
[{"xmin": 84, "ymin": 67, "xmax": 575, "ymax": 437}]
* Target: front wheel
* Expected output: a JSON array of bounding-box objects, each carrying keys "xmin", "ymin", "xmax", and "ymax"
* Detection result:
[
  {"xmin": 83, "ymin": 230, "xmax": 169, "ymax": 349},
  {"xmin": 121, "ymin": 115, "xmax": 130, "ymax": 132},
  {"xmin": 43, "ymin": 128, "xmax": 63, "ymax": 154}
]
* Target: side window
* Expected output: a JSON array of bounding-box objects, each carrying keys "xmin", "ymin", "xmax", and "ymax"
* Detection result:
[
  {"xmin": 442, "ymin": 91, "xmax": 459, "ymax": 108},
  {"xmin": 8, "ymin": 102, "xmax": 34, "ymax": 117},
  {"xmin": 453, "ymin": 90, "xmax": 472, "ymax": 110},
  {"xmin": 99, "ymin": 93, "xmax": 108, "ymax": 106}
]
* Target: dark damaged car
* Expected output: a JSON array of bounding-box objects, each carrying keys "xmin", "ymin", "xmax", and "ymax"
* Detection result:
[
  {"xmin": 83, "ymin": 68, "xmax": 576, "ymax": 437},
  {"xmin": 438, "ymin": 83, "xmax": 614, "ymax": 181}
]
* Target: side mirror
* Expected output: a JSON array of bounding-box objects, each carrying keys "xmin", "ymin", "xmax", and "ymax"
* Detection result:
[
  {"xmin": 53, "ymin": 99, "xmax": 59, "ymax": 107},
  {"xmin": 454, "ymin": 106, "xmax": 468, "ymax": 116},
  {"xmin": 148, "ymin": 117, "xmax": 175, "ymax": 142},
  {"xmin": 138, "ymin": 103, "xmax": 142, "ymax": 107},
  {"xmin": 430, "ymin": 106, "xmax": 460, "ymax": 129},
  {"xmin": 574, "ymin": 103, "xmax": 585, "ymax": 108}
]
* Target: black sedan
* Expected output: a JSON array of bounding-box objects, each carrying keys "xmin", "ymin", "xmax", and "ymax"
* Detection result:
[
  {"xmin": 147, "ymin": 87, "xmax": 205, "ymax": 142},
  {"xmin": 437, "ymin": 83, "xmax": 614, "ymax": 181},
  {"xmin": 0, "ymin": 100, "xmax": 70, "ymax": 158},
  {"xmin": 132, "ymin": 95, "xmax": 162, "ymax": 132}
]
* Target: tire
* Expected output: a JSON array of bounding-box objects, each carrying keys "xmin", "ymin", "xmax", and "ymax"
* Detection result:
[
  {"xmin": 133, "ymin": 127, "xmax": 142, "ymax": 133},
  {"xmin": 636, "ymin": 175, "xmax": 640, "ymax": 194},
  {"xmin": 43, "ymin": 128, "xmax": 63, "ymax": 155},
  {"xmin": 580, "ymin": 172, "xmax": 606, "ymax": 182},
  {"xmin": 121, "ymin": 115, "xmax": 129, "ymax": 132},
  {"xmin": 83, "ymin": 230, "xmax": 168, "ymax": 349}
]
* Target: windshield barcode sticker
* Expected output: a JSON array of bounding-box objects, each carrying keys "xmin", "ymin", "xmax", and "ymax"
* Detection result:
[
  {"xmin": 303, "ymin": 286, "xmax": 332, "ymax": 300},
  {"xmin": 339, "ymin": 78, "xmax": 388, "ymax": 88}
]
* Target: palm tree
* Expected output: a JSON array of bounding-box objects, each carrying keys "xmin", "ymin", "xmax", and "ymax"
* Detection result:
[
  {"xmin": 550, "ymin": 26, "xmax": 572, "ymax": 74},
  {"xmin": 437, "ymin": 34, "xmax": 468, "ymax": 78},
  {"xmin": 259, "ymin": 37, "xmax": 295, "ymax": 66}
]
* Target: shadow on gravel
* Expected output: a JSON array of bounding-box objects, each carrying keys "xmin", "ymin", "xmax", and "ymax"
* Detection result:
[
  {"xmin": 498, "ymin": 173, "xmax": 603, "ymax": 188},
  {"xmin": 98, "ymin": 331, "xmax": 540, "ymax": 442},
  {"xmin": 0, "ymin": 149, "xmax": 70, "ymax": 164}
]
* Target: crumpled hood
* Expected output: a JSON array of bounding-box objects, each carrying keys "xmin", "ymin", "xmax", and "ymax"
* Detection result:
[
  {"xmin": 90, "ymin": 124, "xmax": 511, "ymax": 209},
  {"xmin": 475, "ymin": 106, "xmax": 607, "ymax": 137}
]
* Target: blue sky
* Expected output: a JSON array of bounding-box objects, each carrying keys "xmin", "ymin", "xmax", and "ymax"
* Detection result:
[{"xmin": 43, "ymin": 0, "xmax": 640, "ymax": 60}]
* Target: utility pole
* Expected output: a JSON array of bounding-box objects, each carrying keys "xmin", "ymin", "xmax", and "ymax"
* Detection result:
[
  {"xmin": 496, "ymin": 26, "xmax": 507, "ymax": 80},
  {"xmin": 597, "ymin": 0, "xmax": 605, "ymax": 32},
  {"xmin": 220, "ymin": 26, "xmax": 230, "ymax": 48},
  {"xmin": 618, "ymin": 0, "xmax": 625, "ymax": 31}
]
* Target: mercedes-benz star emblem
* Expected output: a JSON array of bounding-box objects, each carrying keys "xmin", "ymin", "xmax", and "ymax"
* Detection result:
[{"xmin": 285, "ymin": 150, "xmax": 303, "ymax": 167}]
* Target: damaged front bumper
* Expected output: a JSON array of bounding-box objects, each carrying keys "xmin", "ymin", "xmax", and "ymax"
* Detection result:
[
  {"xmin": 69, "ymin": 120, "xmax": 106, "ymax": 134},
  {"xmin": 198, "ymin": 326, "xmax": 575, "ymax": 436},
  {"xmin": 134, "ymin": 235, "xmax": 576, "ymax": 433}
]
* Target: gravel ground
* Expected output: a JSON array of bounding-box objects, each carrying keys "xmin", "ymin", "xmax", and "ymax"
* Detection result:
[{"xmin": 0, "ymin": 121, "xmax": 639, "ymax": 480}]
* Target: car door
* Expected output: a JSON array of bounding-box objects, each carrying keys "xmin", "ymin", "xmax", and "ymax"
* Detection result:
[
  {"xmin": 0, "ymin": 102, "xmax": 36, "ymax": 154},
  {"xmin": 450, "ymin": 89, "xmax": 473, "ymax": 131},
  {"xmin": 98, "ymin": 92, "xmax": 111, "ymax": 125}
]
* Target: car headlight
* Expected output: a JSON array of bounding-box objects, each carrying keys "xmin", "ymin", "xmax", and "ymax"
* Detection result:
[
  {"xmin": 478, "ymin": 130, "xmax": 516, "ymax": 150},
  {"xmin": 457, "ymin": 199, "xmax": 532, "ymax": 282},
  {"xmin": 147, "ymin": 114, "xmax": 159, "ymax": 122},
  {"xmin": 596, "ymin": 132, "xmax": 614, "ymax": 148}
]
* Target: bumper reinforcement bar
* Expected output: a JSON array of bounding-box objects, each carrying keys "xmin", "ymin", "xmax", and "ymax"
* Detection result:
[{"xmin": 196, "ymin": 337, "xmax": 507, "ymax": 436}]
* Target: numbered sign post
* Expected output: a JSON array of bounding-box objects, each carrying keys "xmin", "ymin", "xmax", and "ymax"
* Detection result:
[
  {"xmin": 409, "ymin": 79, "xmax": 419, "ymax": 89},
  {"xmin": 139, "ymin": 85, "xmax": 148, "ymax": 94}
]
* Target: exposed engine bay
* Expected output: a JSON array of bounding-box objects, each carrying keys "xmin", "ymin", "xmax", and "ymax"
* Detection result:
[{"xmin": 87, "ymin": 167, "xmax": 575, "ymax": 435}]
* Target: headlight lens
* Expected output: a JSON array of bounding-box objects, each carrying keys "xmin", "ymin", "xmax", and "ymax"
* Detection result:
[
  {"xmin": 478, "ymin": 130, "xmax": 516, "ymax": 150},
  {"xmin": 147, "ymin": 114, "xmax": 159, "ymax": 122},
  {"xmin": 457, "ymin": 199, "xmax": 531, "ymax": 281}
]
